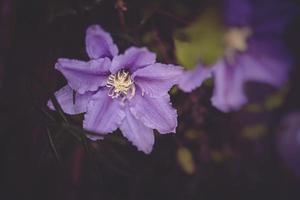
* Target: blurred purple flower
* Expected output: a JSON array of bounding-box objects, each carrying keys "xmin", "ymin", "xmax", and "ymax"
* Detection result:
[
  {"xmin": 179, "ymin": 0, "xmax": 295, "ymax": 112},
  {"xmin": 48, "ymin": 25, "xmax": 183, "ymax": 153}
]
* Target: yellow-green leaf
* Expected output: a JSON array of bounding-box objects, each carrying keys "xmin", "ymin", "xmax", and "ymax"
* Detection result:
[
  {"xmin": 174, "ymin": 8, "xmax": 224, "ymax": 69},
  {"xmin": 242, "ymin": 124, "xmax": 267, "ymax": 140},
  {"xmin": 177, "ymin": 147, "xmax": 196, "ymax": 175}
]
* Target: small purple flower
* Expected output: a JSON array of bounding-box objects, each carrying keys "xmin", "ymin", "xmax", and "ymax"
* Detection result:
[
  {"xmin": 48, "ymin": 25, "xmax": 183, "ymax": 153},
  {"xmin": 179, "ymin": 0, "xmax": 295, "ymax": 112}
]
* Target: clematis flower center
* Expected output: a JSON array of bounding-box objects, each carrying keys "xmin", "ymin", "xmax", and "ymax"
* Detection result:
[
  {"xmin": 106, "ymin": 70, "xmax": 136, "ymax": 99},
  {"xmin": 223, "ymin": 27, "xmax": 252, "ymax": 51},
  {"xmin": 223, "ymin": 27, "xmax": 252, "ymax": 63}
]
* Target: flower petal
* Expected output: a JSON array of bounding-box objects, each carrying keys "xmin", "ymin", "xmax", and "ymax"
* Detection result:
[
  {"xmin": 83, "ymin": 89, "xmax": 125, "ymax": 134},
  {"xmin": 129, "ymin": 92, "xmax": 177, "ymax": 134},
  {"xmin": 55, "ymin": 58, "xmax": 111, "ymax": 94},
  {"xmin": 132, "ymin": 63, "xmax": 183, "ymax": 97},
  {"xmin": 120, "ymin": 106, "xmax": 154, "ymax": 154},
  {"xmin": 85, "ymin": 25, "xmax": 118, "ymax": 59},
  {"xmin": 47, "ymin": 85, "xmax": 93, "ymax": 114},
  {"xmin": 110, "ymin": 47, "xmax": 156, "ymax": 73},
  {"xmin": 252, "ymin": 0, "xmax": 296, "ymax": 35},
  {"xmin": 211, "ymin": 59, "xmax": 248, "ymax": 112},
  {"xmin": 223, "ymin": 0, "xmax": 252, "ymax": 27},
  {"xmin": 178, "ymin": 62, "xmax": 212, "ymax": 92},
  {"xmin": 239, "ymin": 41, "xmax": 291, "ymax": 87}
]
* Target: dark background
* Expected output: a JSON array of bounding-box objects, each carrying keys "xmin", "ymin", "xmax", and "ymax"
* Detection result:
[{"xmin": 1, "ymin": 0, "xmax": 300, "ymax": 200}]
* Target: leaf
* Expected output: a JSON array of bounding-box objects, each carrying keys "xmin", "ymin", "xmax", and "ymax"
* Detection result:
[
  {"xmin": 61, "ymin": 123, "xmax": 88, "ymax": 143},
  {"xmin": 46, "ymin": 127, "xmax": 62, "ymax": 164},
  {"xmin": 211, "ymin": 150, "xmax": 225, "ymax": 163},
  {"xmin": 184, "ymin": 129, "xmax": 203, "ymax": 140},
  {"xmin": 265, "ymin": 94, "xmax": 284, "ymax": 110},
  {"xmin": 101, "ymin": 142, "xmax": 130, "ymax": 168},
  {"xmin": 264, "ymin": 88, "xmax": 287, "ymax": 111},
  {"xmin": 245, "ymin": 103, "xmax": 263, "ymax": 113},
  {"xmin": 177, "ymin": 147, "xmax": 196, "ymax": 175},
  {"xmin": 242, "ymin": 124, "xmax": 267, "ymax": 140},
  {"xmin": 48, "ymin": 92, "xmax": 69, "ymax": 123},
  {"xmin": 174, "ymin": 8, "xmax": 224, "ymax": 69}
]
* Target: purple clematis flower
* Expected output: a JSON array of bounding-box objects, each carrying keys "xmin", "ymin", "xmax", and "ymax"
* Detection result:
[
  {"xmin": 179, "ymin": 0, "xmax": 296, "ymax": 112},
  {"xmin": 48, "ymin": 25, "xmax": 183, "ymax": 153}
]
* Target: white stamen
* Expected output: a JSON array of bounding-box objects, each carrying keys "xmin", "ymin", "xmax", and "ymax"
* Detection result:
[
  {"xmin": 106, "ymin": 70, "xmax": 135, "ymax": 100},
  {"xmin": 223, "ymin": 27, "xmax": 252, "ymax": 63}
]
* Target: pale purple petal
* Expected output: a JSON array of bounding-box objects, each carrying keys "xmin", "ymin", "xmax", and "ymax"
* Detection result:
[
  {"xmin": 110, "ymin": 47, "xmax": 156, "ymax": 73},
  {"xmin": 132, "ymin": 63, "xmax": 183, "ymax": 97},
  {"xmin": 239, "ymin": 40, "xmax": 291, "ymax": 87},
  {"xmin": 211, "ymin": 59, "xmax": 248, "ymax": 112},
  {"xmin": 129, "ymin": 92, "xmax": 177, "ymax": 133},
  {"xmin": 55, "ymin": 58, "xmax": 111, "ymax": 94},
  {"xmin": 83, "ymin": 89, "xmax": 125, "ymax": 135},
  {"xmin": 178, "ymin": 63, "xmax": 212, "ymax": 92},
  {"xmin": 251, "ymin": 0, "xmax": 296, "ymax": 35},
  {"xmin": 85, "ymin": 25, "xmax": 118, "ymax": 59},
  {"xmin": 47, "ymin": 85, "xmax": 92, "ymax": 114},
  {"xmin": 239, "ymin": 53, "xmax": 289, "ymax": 87},
  {"xmin": 120, "ymin": 106, "xmax": 154, "ymax": 154},
  {"xmin": 223, "ymin": 0, "xmax": 296, "ymax": 33}
]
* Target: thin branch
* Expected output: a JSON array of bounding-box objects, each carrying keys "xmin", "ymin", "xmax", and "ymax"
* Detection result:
[
  {"xmin": 46, "ymin": 127, "xmax": 62, "ymax": 164},
  {"xmin": 115, "ymin": 0, "xmax": 128, "ymax": 32}
]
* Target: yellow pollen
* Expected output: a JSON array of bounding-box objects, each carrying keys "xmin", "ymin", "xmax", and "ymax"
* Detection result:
[{"xmin": 106, "ymin": 70, "xmax": 135, "ymax": 99}]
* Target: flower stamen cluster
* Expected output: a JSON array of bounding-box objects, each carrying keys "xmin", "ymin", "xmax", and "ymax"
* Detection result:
[
  {"xmin": 223, "ymin": 27, "xmax": 252, "ymax": 63},
  {"xmin": 106, "ymin": 70, "xmax": 136, "ymax": 99}
]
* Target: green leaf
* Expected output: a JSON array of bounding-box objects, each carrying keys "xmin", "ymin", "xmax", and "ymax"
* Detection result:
[
  {"xmin": 46, "ymin": 127, "xmax": 62, "ymax": 163},
  {"xmin": 48, "ymin": 91, "xmax": 69, "ymax": 123},
  {"xmin": 177, "ymin": 147, "xmax": 196, "ymax": 175},
  {"xmin": 244, "ymin": 103, "xmax": 263, "ymax": 113},
  {"xmin": 174, "ymin": 8, "xmax": 224, "ymax": 69},
  {"xmin": 242, "ymin": 124, "xmax": 267, "ymax": 140}
]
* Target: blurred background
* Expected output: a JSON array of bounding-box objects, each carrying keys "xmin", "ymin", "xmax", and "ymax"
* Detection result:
[{"xmin": 1, "ymin": 0, "xmax": 300, "ymax": 199}]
